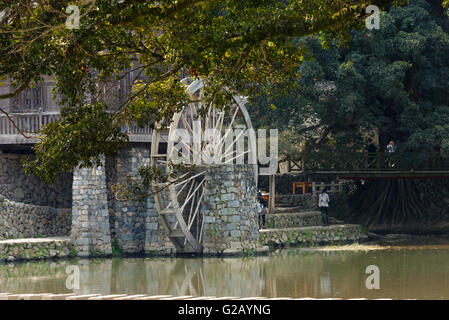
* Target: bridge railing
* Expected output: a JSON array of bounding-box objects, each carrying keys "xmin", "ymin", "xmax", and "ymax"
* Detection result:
[
  {"xmin": 304, "ymin": 151, "xmax": 449, "ymax": 171},
  {"xmin": 311, "ymin": 181, "xmax": 350, "ymax": 194},
  {"xmin": 0, "ymin": 112, "xmax": 153, "ymax": 142}
]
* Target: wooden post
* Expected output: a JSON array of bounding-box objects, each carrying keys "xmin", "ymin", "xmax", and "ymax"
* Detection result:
[
  {"xmin": 269, "ymin": 174, "xmax": 275, "ymax": 214},
  {"xmin": 38, "ymin": 107, "xmax": 43, "ymax": 131}
]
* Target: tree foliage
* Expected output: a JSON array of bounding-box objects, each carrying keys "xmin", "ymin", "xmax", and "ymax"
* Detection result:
[
  {"xmin": 0, "ymin": 0, "xmax": 404, "ymax": 181},
  {"xmin": 251, "ymin": 0, "xmax": 449, "ymax": 167}
]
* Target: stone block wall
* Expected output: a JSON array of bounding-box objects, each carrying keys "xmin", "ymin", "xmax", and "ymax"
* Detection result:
[
  {"xmin": 259, "ymin": 224, "xmax": 368, "ymax": 247},
  {"xmin": 70, "ymin": 145, "xmax": 176, "ymax": 257},
  {"xmin": 266, "ymin": 212, "xmax": 322, "ymax": 229},
  {"xmin": 106, "ymin": 146, "xmax": 150, "ymax": 254},
  {"xmin": 277, "ymin": 194, "xmax": 318, "ymax": 208},
  {"xmin": 201, "ymin": 164, "xmax": 260, "ymax": 254},
  {"xmin": 71, "ymin": 157, "xmax": 112, "ymax": 257},
  {"xmin": 0, "ymin": 199, "xmax": 71, "ymax": 239},
  {"xmin": 0, "ymin": 146, "xmax": 264, "ymax": 258},
  {"xmin": 0, "ymin": 150, "xmax": 72, "ymax": 208},
  {"xmin": 0, "ymin": 237, "xmax": 72, "ymax": 262},
  {"xmin": 144, "ymin": 190, "xmax": 176, "ymax": 255}
]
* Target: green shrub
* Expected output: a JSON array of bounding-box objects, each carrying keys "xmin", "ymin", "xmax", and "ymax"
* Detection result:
[{"xmin": 112, "ymin": 239, "xmax": 123, "ymax": 256}]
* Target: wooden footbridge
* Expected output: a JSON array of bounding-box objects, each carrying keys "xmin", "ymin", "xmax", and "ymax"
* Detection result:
[
  {"xmin": 280, "ymin": 151, "xmax": 449, "ymax": 180},
  {"xmin": 263, "ymin": 152, "xmax": 449, "ymax": 213}
]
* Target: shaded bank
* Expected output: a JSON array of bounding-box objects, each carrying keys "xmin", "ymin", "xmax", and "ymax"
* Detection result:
[{"xmin": 333, "ymin": 178, "xmax": 449, "ymax": 234}]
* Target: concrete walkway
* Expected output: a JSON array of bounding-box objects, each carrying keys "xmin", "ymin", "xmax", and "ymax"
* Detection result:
[
  {"xmin": 0, "ymin": 237, "xmax": 70, "ymax": 245},
  {"xmin": 0, "ymin": 293, "xmax": 388, "ymax": 300}
]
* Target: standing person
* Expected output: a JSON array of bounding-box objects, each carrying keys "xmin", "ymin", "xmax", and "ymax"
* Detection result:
[
  {"xmin": 257, "ymin": 191, "xmax": 267, "ymax": 229},
  {"xmin": 318, "ymin": 187, "xmax": 329, "ymax": 227},
  {"xmin": 386, "ymin": 140, "xmax": 396, "ymax": 167},
  {"xmin": 386, "ymin": 141, "xmax": 396, "ymax": 153}
]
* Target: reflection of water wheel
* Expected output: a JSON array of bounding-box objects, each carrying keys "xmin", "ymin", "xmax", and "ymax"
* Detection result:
[{"xmin": 151, "ymin": 78, "xmax": 258, "ymax": 254}]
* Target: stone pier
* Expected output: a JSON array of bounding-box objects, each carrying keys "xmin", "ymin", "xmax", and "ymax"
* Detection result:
[
  {"xmin": 106, "ymin": 147, "xmax": 150, "ymax": 255},
  {"xmin": 71, "ymin": 156, "xmax": 112, "ymax": 257},
  {"xmin": 201, "ymin": 164, "xmax": 261, "ymax": 255},
  {"xmin": 144, "ymin": 190, "xmax": 176, "ymax": 256}
]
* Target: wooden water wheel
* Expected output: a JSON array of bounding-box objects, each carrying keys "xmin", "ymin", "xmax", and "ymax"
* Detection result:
[{"xmin": 151, "ymin": 78, "xmax": 258, "ymax": 253}]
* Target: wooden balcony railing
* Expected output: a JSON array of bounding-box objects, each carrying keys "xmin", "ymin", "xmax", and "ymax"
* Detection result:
[
  {"xmin": 0, "ymin": 112, "xmax": 60, "ymax": 135},
  {"xmin": 0, "ymin": 112, "xmax": 153, "ymax": 144}
]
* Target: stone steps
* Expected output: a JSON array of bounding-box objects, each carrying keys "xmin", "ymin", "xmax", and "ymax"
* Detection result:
[
  {"xmin": 274, "ymin": 206, "xmax": 312, "ymax": 213},
  {"xmin": 266, "ymin": 210, "xmax": 341, "ymax": 229},
  {"xmin": 259, "ymin": 224, "xmax": 368, "ymax": 247}
]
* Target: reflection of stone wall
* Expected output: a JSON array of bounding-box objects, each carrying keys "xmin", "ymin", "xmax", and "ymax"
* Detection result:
[
  {"xmin": 0, "ymin": 151, "xmax": 72, "ymax": 208},
  {"xmin": 0, "ymin": 199, "xmax": 71, "ymax": 239},
  {"xmin": 201, "ymin": 164, "xmax": 259, "ymax": 254},
  {"xmin": 74, "ymin": 259, "xmax": 112, "ymax": 295}
]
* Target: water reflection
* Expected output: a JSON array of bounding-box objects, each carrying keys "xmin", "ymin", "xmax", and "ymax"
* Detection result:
[{"xmin": 1, "ymin": 246, "xmax": 449, "ymax": 299}]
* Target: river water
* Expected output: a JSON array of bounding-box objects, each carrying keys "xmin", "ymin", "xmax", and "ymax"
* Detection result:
[{"xmin": 1, "ymin": 236, "xmax": 449, "ymax": 299}]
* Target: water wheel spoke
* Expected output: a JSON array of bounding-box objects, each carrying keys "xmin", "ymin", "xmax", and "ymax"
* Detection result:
[
  {"xmin": 174, "ymin": 170, "xmax": 206, "ymax": 188},
  {"xmin": 180, "ymin": 113, "xmax": 194, "ymax": 135},
  {"xmin": 180, "ymin": 178, "xmax": 206, "ymax": 212},
  {"xmin": 224, "ymin": 149, "xmax": 251, "ymax": 164},
  {"xmin": 188, "ymin": 187, "xmax": 205, "ymax": 230},
  {"xmin": 186, "ymin": 181, "xmax": 197, "ymax": 228},
  {"xmin": 214, "ymin": 107, "xmax": 240, "ymax": 150}
]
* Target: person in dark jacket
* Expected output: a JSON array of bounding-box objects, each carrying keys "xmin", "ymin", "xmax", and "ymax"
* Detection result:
[{"xmin": 257, "ymin": 191, "xmax": 267, "ymax": 229}]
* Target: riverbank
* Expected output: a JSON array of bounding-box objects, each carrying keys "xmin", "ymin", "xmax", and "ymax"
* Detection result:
[
  {"xmin": 5, "ymin": 209, "xmax": 442, "ymax": 263},
  {"xmin": 0, "ymin": 208, "xmax": 371, "ymax": 262}
]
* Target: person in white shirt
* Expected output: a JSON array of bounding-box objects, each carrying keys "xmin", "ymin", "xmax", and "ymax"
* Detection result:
[
  {"xmin": 386, "ymin": 140, "xmax": 397, "ymax": 167},
  {"xmin": 386, "ymin": 141, "xmax": 396, "ymax": 153},
  {"xmin": 318, "ymin": 187, "xmax": 330, "ymax": 227}
]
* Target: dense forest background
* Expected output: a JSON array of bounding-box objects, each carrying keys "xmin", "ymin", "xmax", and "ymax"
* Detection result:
[
  {"xmin": 250, "ymin": 0, "xmax": 449, "ymax": 232},
  {"xmin": 250, "ymin": 0, "xmax": 449, "ymax": 166}
]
